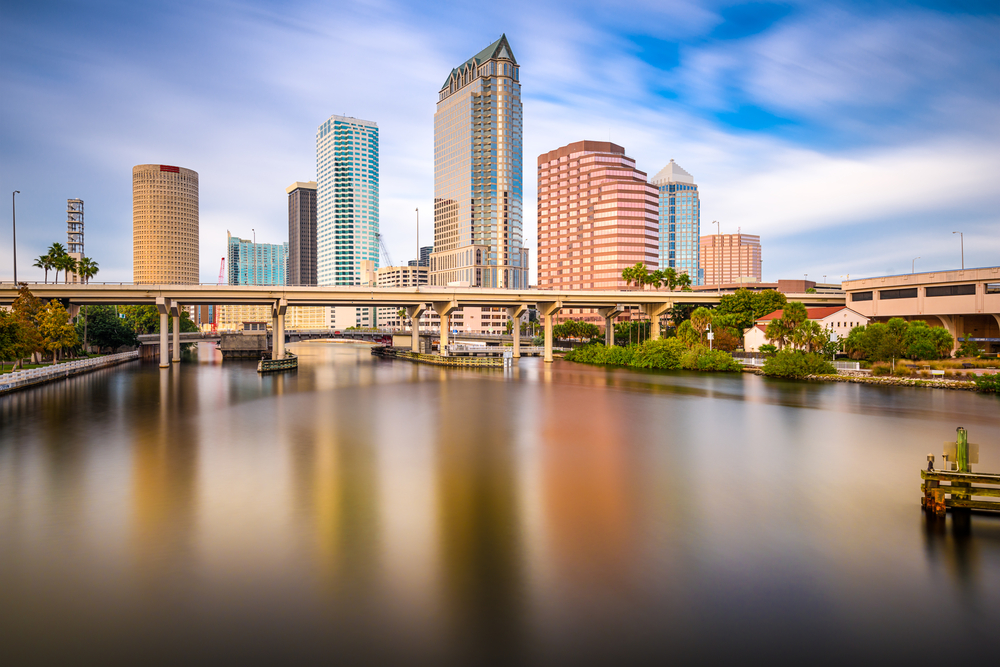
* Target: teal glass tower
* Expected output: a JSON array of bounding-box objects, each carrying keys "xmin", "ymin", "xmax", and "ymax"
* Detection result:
[
  {"xmin": 316, "ymin": 115, "xmax": 379, "ymax": 286},
  {"xmin": 227, "ymin": 232, "xmax": 288, "ymax": 286},
  {"xmin": 652, "ymin": 159, "xmax": 702, "ymax": 285}
]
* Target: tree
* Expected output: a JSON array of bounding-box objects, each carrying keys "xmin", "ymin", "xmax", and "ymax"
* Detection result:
[
  {"xmin": 662, "ymin": 267, "xmax": 678, "ymax": 291},
  {"xmin": 790, "ymin": 320, "xmax": 828, "ymax": 353},
  {"xmin": 716, "ymin": 288, "xmax": 788, "ymax": 335},
  {"xmin": 76, "ymin": 305, "xmax": 139, "ymax": 352},
  {"xmin": 55, "ymin": 254, "xmax": 77, "ymax": 284},
  {"xmin": 689, "ymin": 307, "xmax": 713, "ymax": 345},
  {"xmin": 33, "ymin": 254, "xmax": 53, "ymax": 283},
  {"xmin": 647, "ymin": 269, "xmax": 664, "ymax": 290},
  {"xmin": 676, "ymin": 320, "xmax": 700, "ymax": 348},
  {"xmin": 47, "ymin": 243, "xmax": 68, "ymax": 283},
  {"xmin": 11, "ymin": 284, "xmax": 44, "ymax": 367},
  {"xmin": 0, "ymin": 310, "xmax": 30, "ymax": 372},
  {"xmin": 76, "ymin": 257, "xmax": 99, "ymax": 284},
  {"xmin": 38, "ymin": 300, "xmax": 78, "ymax": 361},
  {"xmin": 676, "ymin": 272, "xmax": 693, "ymax": 290}
]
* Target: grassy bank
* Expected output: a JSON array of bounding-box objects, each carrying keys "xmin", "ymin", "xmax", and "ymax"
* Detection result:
[{"xmin": 564, "ymin": 339, "xmax": 742, "ymax": 372}]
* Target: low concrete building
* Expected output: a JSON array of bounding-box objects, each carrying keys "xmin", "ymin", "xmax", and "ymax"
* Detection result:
[
  {"xmin": 744, "ymin": 306, "xmax": 869, "ymax": 351},
  {"xmin": 843, "ymin": 267, "xmax": 1000, "ymax": 352}
]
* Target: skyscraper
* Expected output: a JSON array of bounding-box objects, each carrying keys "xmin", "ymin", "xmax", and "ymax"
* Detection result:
[
  {"xmin": 537, "ymin": 141, "xmax": 658, "ymax": 290},
  {"xmin": 652, "ymin": 159, "xmax": 702, "ymax": 285},
  {"xmin": 132, "ymin": 164, "xmax": 199, "ymax": 284},
  {"xmin": 429, "ymin": 34, "xmax": 528, "ymax": 289},
  {"xmin": 286, "ymin": 181, "xmax": 317, "ymax": 286},
  {"xmin": 316, "ymin": 115, "xmax": 379, "ymax": 287},
  {"xmin": 700, "ymin": 233, "xmax": 762, "ymax": 286}
]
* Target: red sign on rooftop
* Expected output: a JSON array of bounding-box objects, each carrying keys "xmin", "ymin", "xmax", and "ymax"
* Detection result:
[{"xmin": 159, "ymin": 165, "xmax": 180, "ymax": 173}]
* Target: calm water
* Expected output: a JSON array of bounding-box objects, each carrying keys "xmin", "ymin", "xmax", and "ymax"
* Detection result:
[{"xmin": 2, "ymin": 341, "xmax": 999, "ymax": 664}]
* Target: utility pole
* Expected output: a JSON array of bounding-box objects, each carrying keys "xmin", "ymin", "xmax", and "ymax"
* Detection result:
[
  {"xmin": 953, "ymin": 231, "xmax": 964, "ymax": 269},
  {"xmin": 415, "ymin": 207, "xmax": 419, "ymax": 266},
  {"xmin": 12, "ymin": 191, "xmax": 19, "ymax": 284},
  {"xmin": 713, "ymin": 220, "xmax": 720, "ymax": 294}
]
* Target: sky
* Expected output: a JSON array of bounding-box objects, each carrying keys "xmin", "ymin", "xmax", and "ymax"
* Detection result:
[{"xmin": 2, "ymin": 0, "xmax": 998, "ymax": 284}]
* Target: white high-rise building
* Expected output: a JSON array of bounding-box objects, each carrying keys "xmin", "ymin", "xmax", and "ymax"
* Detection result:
[
  {"xmin": 652, "ymin": 159, "xmax": 702, "ymax": 285},
  {"xmin": 316, "ymin": 115, "xmax": 379, "ymax": 327}
]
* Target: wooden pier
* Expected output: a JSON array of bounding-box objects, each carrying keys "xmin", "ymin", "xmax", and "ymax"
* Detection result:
[{"xmin": 922, "ymin": 427, "xmax": 1000, "ymax": 514}]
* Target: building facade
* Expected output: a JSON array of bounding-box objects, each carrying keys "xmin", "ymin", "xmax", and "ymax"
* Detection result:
[
  {"xmin": 744, "ymin": 306, "xmax": 870, "ymax": 352},
  {"xmin": 287, "ymin": 181, "xmax": 317, "ymax": 286},
  {"xmin": 652, "ymin": 160, "xmax": 701, "ymax": 285},
  {"xmin": 429, "ymin": 34, "xmax": 528, "ymax": 289},
  {"xmin": 316, "ymin": 115, "xmax": 379, "ymax": 288},
  {"xmin": 537, "ymin": 141, "xmax": 658, "ymax": 292},
  {"xmin": 133, "ymin": 164, "xmax": 199, "ymax": 284},
  {"xmin": 700, "ymin": 233, "xmax": 762, "ymax": 286},
  {"xmin": 227, "ymin": 233, "xmax": 288, "ymax": 286}
]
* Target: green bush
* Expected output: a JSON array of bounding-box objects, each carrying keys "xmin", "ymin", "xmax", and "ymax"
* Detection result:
[
  {"xmin": 762, "ymin": 350, "xmax": 837, "ymax": 378},
  {"xmin": 759, "ymin": 344, "xmax": 778, "ymax": 356},
  {"xmin": 680, "ymin": 346, "xmax": 743, "ymax": 371},
  {"xmin": 564, "ymin": 339, "xmax": 740, "ymax": 373},
  {"xmin": 871, "ymin": 363, "xmax": 890, "ymax": 376},
  {"xmin": 973, "ymin": 373, "xmax": 1000, "ymax": 393}
]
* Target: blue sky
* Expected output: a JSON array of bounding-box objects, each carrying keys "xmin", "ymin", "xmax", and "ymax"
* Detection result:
[{"xmin": 2, "ymin": 0, "xmax": 998, "ymax": 283}]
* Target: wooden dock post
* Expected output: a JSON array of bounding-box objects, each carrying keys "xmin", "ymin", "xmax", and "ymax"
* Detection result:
[
  {"xmin": 921, "ymin": 427, "xmax": 996, "ymax": 515},
  {"xmin": 953, "ymin": 427, "xmax": 971, "ymax": 507}
]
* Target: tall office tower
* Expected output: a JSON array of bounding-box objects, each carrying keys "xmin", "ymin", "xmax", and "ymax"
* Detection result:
[
  {"xmin": 133, "ymin": 164, "xmax": 199, "ymax": 284},
  {"xmin": 226, "ymin": 232, "xmax": 288, "ymax": 286},
  {"xmin": 316, "ymin": 115, "xmax": 379, "ymax": 286},
  {"xmin": 700, "ymin": 232, "xmax": 762, "ymax": 285},
  {"xmin": 537, "ymin": 141, "xmax": 658, "ymax": 290},
  {"xmin": 429, "ymin": 34, "xmax": 528, "ymax": 288},
  {"xmin": 316, "ymin": 115, "xmax": 379, "ymax": 328},
  {"xmin": 286, "ymin": 181, "xmax": 318, "ymax": 286},
  {"xmin": 652, "ymin": 159, "xmax": 702, "ymax": 285},
  {"xmin": 66, "ymin": 198, "xmax": 84, "ymax": 283}
]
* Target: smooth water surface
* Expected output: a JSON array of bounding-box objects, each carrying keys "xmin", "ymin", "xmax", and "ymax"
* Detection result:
[{"xmin": 2, "ymin": 341, "xmax": 999, "ymax": 663}]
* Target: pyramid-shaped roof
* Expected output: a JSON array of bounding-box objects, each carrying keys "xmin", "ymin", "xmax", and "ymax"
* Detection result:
[
  {"xmin": 442, "ymin": 34, "xmax": 516, "ymax": 89},
  {"xmin": 651, "ymin": 159, "xmax": 694, "ymax": 185}
]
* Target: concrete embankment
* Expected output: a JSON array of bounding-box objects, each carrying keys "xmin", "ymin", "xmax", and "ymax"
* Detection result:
[{"xmin": 0, "ymin": 351, "xmax": 140, "ymax": 395}]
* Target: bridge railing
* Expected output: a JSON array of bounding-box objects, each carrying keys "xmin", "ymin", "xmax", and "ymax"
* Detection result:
[{"xmin": 0, "ymin": 351, "xmax": 140, "ymax": 392}]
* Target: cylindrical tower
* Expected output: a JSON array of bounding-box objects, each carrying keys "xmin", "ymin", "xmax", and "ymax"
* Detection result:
[{"xmin": 132, "ymin": 164, "xmax": 199, "ymax": 284}]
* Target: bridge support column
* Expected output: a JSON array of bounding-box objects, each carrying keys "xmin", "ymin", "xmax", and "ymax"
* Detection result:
[
  {"xmin": 406, "ymin": 304, "xmax": 426, "ymax": 353},
  {"xmin": 156, "ymin": 297, "xmax": 169, "ymax": 368},
  {"xmin": 599, "ymin": 305, "xmax": 624, "ymax": 348},
  {"xmin": 273, "ymin": 298, "xmax": 287, "ymax": 359},
  {"xmin": 170, "ymin": 301, "xmax": 181, "ymax": 363},
  {"xmin": 507, "ymin": 305, "xmax": 527, "ymax": 358},
  {"xmin": 432, "ymin": 301, "xmax": 458, "ymax": 354},
  {"xmin": 536, "ymin": 301, "xmax": 562, "ymax": 363},
  {"xmin": 642, "ymin": 302, "xmax": 671, "ymax": 341}
]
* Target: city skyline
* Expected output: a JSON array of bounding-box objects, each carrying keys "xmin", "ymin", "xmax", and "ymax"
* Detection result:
[{"xmin": 2, "ymin": 1, "xmax": 998, "ymax": 285}]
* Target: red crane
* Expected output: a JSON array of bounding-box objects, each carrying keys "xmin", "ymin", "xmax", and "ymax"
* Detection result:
[{"xmin": 213, "ymin": 257, "xmax": 225, "ymax": 332}]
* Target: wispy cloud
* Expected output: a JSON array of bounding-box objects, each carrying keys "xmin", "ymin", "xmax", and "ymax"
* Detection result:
[{"xmin": 1, "ymin": 0, "xmax": 997, "ymax": 284}]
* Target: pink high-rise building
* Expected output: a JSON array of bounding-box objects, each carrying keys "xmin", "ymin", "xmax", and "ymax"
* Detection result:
[
  {"xmin": 537, "ymin": 141, "xmax": 658, "ymax": 291},
  {"xmin": 700, "ymin": 233, "xmax": 762, "ymax": 286}
]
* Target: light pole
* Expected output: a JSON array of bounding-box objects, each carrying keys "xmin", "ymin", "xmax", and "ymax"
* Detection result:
[
  {"xmin": 952, "ymin": 231, "xmax": 963, "ymax": 269},
  {"xmin": 252, "ymin": 228, "xmax": 256, "ymax": 286},
  {"xmin": 415, "ymin": 207, "xmax": 419, "ymax": 267},
  {"xmin": 912, "ymin": 257, "xmax": 920, "ymax": 274},
  {"xmin": 11, "ymin": 191, "xmax": 19, "ymax": 284}
]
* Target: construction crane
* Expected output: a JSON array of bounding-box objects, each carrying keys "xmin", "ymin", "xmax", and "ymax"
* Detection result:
[
  {"xmin": 213, "ymin": 257, "xmax": 225, "ymax": 333},
  {"xmin": 377, "ymin": 233, "xmax": 394, "ymax": 267}
]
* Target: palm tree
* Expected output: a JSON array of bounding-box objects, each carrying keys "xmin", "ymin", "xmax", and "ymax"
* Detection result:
[
  {"xmin": 662, "ymin": 267, "xmax": 678, "ymax": 291},
  {"xmin": 676, "ymin": 272, "xmax": 693, "ymax": 290},
  {"xmin": 33, "ymin": 254, "xmax": 53, "ymax": 283},
  {"xmin": 76, "ymin": 257, "xmax": 99, "ymax": 284},
  {"xmin": 648, "ymin": 270, "xmax": 664, "ymax": 290},
  {"xmin": 55, "ymin": 254, "xmax": 76, "ymax": 285},
  {"xmin": 690, "ymin": 307, "xmax": 713, "ymax": 345},
  {"xmin": 46, "ymin": 243, "xmax": 68, "ymax": 284}
]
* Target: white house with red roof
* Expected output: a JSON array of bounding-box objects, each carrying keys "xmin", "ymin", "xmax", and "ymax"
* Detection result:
[{"xmin": 743, "ymin": 306, "xmax": 870, "ymax": 351}]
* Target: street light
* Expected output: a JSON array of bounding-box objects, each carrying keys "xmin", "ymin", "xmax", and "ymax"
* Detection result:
[
  {"xmin": 912, "ymin": 257, "xmax": 920, "ymax": 274},
  {"xmin": 952, "ymin": 231, "xmax": 964, "ymax": 269},
  {"xmin": 11, "ymin": 191, "xmax": 19, "ymax": 284}
]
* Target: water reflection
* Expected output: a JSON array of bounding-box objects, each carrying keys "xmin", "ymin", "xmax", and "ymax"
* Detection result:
[{"xmin": 1, "ymin": 341, "xmax": 999, "ymax": 662}]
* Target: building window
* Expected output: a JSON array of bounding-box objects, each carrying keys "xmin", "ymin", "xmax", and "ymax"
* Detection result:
[
  {"xmin": 926, "ymin": 284, "xmax": 976, "ymax": 297},
  {"xmin": 851, "ymin": 291, "xmax": 873, "ymax": 302},
  {"xmin": 879, "ymin": 288, "xmax": 917, "ymax": 300}
]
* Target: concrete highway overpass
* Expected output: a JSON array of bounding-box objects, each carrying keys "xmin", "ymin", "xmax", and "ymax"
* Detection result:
[
  {"xmin": 1, "ymin": 283, "xmax": 845, "ymax": 364},
  {"xmin": 843, "ymin": 266, "xmax": 1000, "ymax": 353}
]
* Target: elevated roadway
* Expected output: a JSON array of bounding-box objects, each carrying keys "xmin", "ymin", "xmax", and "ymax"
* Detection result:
[{"xmin": 2, "ymin": 283, "xmax": 845, "ymax": 364}]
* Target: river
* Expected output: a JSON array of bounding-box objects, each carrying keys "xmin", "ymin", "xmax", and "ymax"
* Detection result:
[{"xmin": 1, "ymin": 341, "xmax": 999, "ymax": 664}]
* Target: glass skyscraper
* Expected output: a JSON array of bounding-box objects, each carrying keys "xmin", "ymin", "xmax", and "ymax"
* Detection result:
[
  {"xmin": 316, "ymin": 115, "xmax": 379, "ymax": 287},
  {"xmin": 227, "ymin": 232, "xmax": 288, "ymax": 286},
  {"xmin": 429, "ymin": 34, "xmax": 528, "ymax": 289},
  {"xmin": 652, "ymin": 159, "xmax": 703, "ymax": 285}
]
